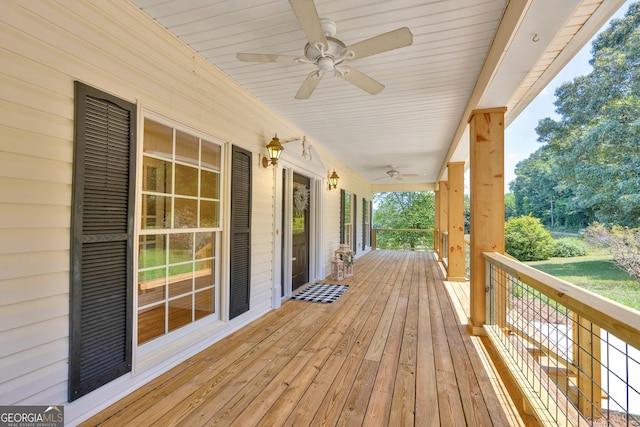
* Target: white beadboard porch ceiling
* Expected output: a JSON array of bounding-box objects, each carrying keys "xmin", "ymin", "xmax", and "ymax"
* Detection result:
[{"xmin": 131, "ymin": 0, "xmax": 623, "ymax": 187}]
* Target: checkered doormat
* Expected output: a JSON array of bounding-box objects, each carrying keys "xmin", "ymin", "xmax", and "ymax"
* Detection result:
[{"xmin": 292, "ymin": 283, "xmax": 348, "ymax": 303}]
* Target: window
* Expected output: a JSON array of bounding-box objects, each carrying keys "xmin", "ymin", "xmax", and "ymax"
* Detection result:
[
  {"xmin": 363, "ymin": 198, "xmax": 370, "ymax": 249},
  {"xmin": 137, "ymin": 118, "xmax": 222, "ymax": 345},
  {"xmin": 342, "ymin": 190, "xmax": 352, "ymax": 246},
  {"xmin": 341, "ymin": 190, "xmax": 357, "ymax": 250}
]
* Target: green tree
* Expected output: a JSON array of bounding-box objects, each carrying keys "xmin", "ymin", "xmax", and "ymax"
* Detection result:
[
  {"xmin": 373, "ymin": 192, "xmax": 435, "ymax": 250},
  {"xmin": 533, "ymin": 3, "xmax": 640, "ymax": 227},
  {"xmin": 504, "ymin": 193, "xmax": 517, "ymax": 221},
  {"xmin": 510, "ymin": 145, "xmax": 591, "ymax": 229}
]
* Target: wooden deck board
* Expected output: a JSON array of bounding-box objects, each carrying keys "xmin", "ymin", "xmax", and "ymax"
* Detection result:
[{"xmin": 82, "ymin": 251, "xmax": 527, "ymax": 427}]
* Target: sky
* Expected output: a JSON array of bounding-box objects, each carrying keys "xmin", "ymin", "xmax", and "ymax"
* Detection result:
[{"xmin": 502, "ymin": 0, "xmax": 633, "ymax": 191}]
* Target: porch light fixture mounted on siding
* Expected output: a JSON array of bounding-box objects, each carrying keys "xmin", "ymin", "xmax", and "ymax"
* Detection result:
[
  {"xmin": 328, "ymin": 169, "xmax": 340, "ymax": 190},
  {"xmin": 262, "ymin": 134, "xmax": 283, "ymax": 167}
]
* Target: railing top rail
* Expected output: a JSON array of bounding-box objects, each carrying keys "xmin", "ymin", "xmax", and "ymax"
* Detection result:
[
  {"xmin": 373, "ymin": 228, "xmax": 434, "ymax": 233},
  {"xmin": 483, "ymin": 251, "xmax": 640, "ymax": 351}
]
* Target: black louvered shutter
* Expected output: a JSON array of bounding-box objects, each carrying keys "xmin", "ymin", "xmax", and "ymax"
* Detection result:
[
  {"xmin": 339, "ymin": 189, "xmax": 345, "ymax": 244},
  {"xmin": 362, "ymin": 197, "xmax": 367, "ymax": 251},
  {"xmin": 353, "ymin": 194, "xmax": 357, "ymax": 253},
  {"xmin": 229, "ymin": 146, "xmax": 252, "ymax": 319},
  {"xmin": 69, "ymin": 82, "xmax": 135, "ymax": 401}
]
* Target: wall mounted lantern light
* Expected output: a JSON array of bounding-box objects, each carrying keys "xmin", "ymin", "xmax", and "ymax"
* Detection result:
[
  {"xmin": 328, "ymin": 169, "xmax": 340, "ymax": 190},
  {"xmin": 261, "ymin": 134, "xmax": 284, "ymax": 167}
]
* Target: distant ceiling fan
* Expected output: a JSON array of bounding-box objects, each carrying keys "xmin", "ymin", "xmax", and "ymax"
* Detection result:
[
  {"xmin": 236, "ymin": 0, "xmax": 413, "ymax": 99},
  {"xmin": 376, "ymin": 166, "xmax": 420, "ymax": 181}
]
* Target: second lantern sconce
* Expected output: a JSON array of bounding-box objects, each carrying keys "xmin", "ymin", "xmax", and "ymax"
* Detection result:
[{"xmin": 328, "ymin": 169, "xmax": 340, "ymax": 190}]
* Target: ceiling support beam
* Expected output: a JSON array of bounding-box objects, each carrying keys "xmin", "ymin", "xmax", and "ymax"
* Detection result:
[{"xmin": 436, "ymin": 0, "xmax": 533, "ymax": 182}]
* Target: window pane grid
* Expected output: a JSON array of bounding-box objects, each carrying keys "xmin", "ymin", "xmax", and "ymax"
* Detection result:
[{"xmin": 138, "ymin": 118, "xmax": 220, "ymax": 345}]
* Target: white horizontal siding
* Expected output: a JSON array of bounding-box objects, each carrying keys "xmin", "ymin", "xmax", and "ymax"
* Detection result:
[
  {"xmin": 0, "ymin": 0, "xmax": 368, "ymax": 421},
  {"xmin": 0, "ymin": 177, "xmax": 71, "ymax": 207},
  {"xmin": 1, "ymin": 273, "xmax": 68, "ymax": 306},
  {"xmin": 0, "ymin": 205, "xmax": 70, "ymax": 230},
  {"xmin": 0, "ymin": 251, "xmax": 69, "ymax": 282},
  {"xmin": 0, "ymin": 360, "xmax": 68, "ymax": 404},
  {"xmin": 0, "ymin": 316, "xmax": 67, "ymax": 359},
  {"xmin": 0, "ymin": 340, "xmax": 67, "ymax": 401},
  {"xmin": 0, "ymin": 229, "xmax": 69, "ymax": 255}
]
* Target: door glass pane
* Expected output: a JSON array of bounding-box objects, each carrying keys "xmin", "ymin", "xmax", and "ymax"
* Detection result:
[
  {"xmin": 291, "ymin": 174, "xmax": 310, "ymax": 290},
  {"xmin": 293, "ymin": 181, "xmax": 309, "ymax": 235}
]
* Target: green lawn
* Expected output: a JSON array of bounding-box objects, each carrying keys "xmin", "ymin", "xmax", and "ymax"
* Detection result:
[{"xmin": 527, "ymin": 250, "xmax": 640, "ymax": 312}]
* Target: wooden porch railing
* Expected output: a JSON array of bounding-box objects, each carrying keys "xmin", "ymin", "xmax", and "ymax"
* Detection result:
[
  {"xmin": 371, "ymin": 228, "xmax": 434, "ymax": 251},
  {"xmin": 483, "ymin": 252, "xmax": 640, "ymax": 426}
]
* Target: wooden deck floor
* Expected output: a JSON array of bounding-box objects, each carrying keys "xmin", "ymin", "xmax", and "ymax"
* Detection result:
[{"xmin": 83, "ymin": 250, "xmax": 530, "ymax": 426}]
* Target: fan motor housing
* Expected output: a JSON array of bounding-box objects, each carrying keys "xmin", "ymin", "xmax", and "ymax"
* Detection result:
[{"xmin": 304, "ymin": 36, "xmax": 346, "ymax": 64}]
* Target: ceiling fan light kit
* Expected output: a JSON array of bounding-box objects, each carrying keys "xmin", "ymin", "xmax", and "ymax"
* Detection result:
[{"xmin": 236, "ymin": 0, "xmax": 413, "ymax": 99}]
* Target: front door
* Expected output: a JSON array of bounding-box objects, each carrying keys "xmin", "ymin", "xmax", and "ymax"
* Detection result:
[{"xmin": 291, "ymin": 173, "xmax": 310, "ymax": 290}]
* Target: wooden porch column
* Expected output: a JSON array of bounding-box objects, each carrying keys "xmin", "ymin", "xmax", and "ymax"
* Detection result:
[
  {"xmin": 447, "ymin": 162, "xmax": 466, "ymax": 281},
  {"xmin": 434, "ymin": 188, "xmax": 440, "ymax": 257},
  {"xmin": 469, "ymin": 107, "xmax": 506, "ymax": 334},
  {"xmin": 438, "ymin": 181, "xmax": 448, "ymax": 263}
]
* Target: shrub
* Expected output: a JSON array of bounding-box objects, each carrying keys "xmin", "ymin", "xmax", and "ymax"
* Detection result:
[
  {"xmin": 550, "ymin": 238, "xmax": 588, "ymax": 257},
  {"xmin": 584, "ymin": 222, "xmax": 640, "ymax": 283},
  {"xmin": 505, "ymin": 215, "xmax": 554, "ymax": 261}
]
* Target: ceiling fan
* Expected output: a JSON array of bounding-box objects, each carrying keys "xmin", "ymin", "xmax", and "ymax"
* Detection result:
[
  {"xmin": 236, "ymin": 0, "xmax": 413, "ymax": 99},
  {"xmin": 376, "ymin": 165, "xmax": 420, "ymax": 181}
]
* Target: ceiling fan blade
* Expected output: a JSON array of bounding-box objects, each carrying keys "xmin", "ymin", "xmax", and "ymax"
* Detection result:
[
  {"xmin": 236, "ymin": 53, "xmax": 300, "ymax": 63},
  {"xmin": 295, "ymin": 71, "xmax": 324, "ymax": 99},
  {"xmin": 338, "ymin": 66, "xmax": 384, "ymax": 95},
  {"xmin": 288, "ymin": 0, "xmax": 327, "ymax": 48},
  {"xmin": 342, "ymin": 27, "xmax": 413, "ymax": 60}
]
